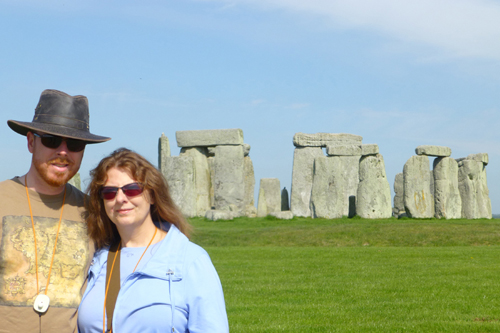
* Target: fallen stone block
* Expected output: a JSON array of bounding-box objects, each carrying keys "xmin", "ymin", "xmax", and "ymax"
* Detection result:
[
  {"xmin": 176, "ymin": 129, "xmax": 244, "ymax": 147},
  {"xmin": 269, "ymin": 211, "xmax": 294, "ymax": 220},
  {"xmin": 293, "ymin": 132, "xmax": 362, "ymax": 147},
  {"xmin": 415, "ymin": 145, "xmax": 451, "ymax": 157},
  {"xmin": 205, "ymin": 210, "xmax": 239, "ymax": 221}
]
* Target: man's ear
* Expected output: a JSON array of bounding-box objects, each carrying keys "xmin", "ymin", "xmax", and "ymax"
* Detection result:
[{"xmin": 27, "ymin": 132, "xmax": 35, "ymax": 154}]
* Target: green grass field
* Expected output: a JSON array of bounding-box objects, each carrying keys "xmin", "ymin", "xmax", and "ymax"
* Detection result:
[{"xmin": 189, "ymin": 217, "xmax": 500, "ymax": 332}]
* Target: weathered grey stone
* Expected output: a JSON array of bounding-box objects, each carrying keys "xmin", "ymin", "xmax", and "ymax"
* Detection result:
[
  {"xmin": 356, "ymin": 154, "xmax": 392, "ymax": 219},
  {"xmin": 207, "ymin": 147, "xmax": 216, "ymax": 156},
  {"xmin": 205, "ymin": 210, "xmax": 238, "ymax": 221},
  {"xmin": 467, "ymin": 153, "xmax": 489, "ymax": 165},
  {"xmin": 158, "ymin": 134, "xmax": 171, "ymax": 174},
  {"xmin": 339, "ymin": 156, "xmax": 361, "ymax": 217},
  {"xmin": 415, "ymin": 145, "xmax": 451, "ymax": 157},
  {"xmin": 361, "ymin": 144, "xmax": 379, "ymax": 156},
  {"xmin": 393, "ymin": 173, "xmax": 405, "ymax": 217},
  {"xmin": 163, "ymin": 156, "xmax": 196, "ymax": 218},
  {"xmin": 293, "ymin": 132, "xmax": 362, "ymax": 147},
  {"xmin": 68, "ymin": 173, "xmax": 81, "ymax": 191},
  {"xmin": 326, "ymin": 144, "xmax": 362, "ymax": 156},
  {"xmin": 213, "ymin": 145, "xmax": 245, "ymax": 213},
  {"xmin": 403, "ymin": 155, "xmax": 434, "ymax": 218},
  {"xmin": 257, "ymin": 178, "xmax": 281, "ymax": 217},
  {"xmin": 310, "ymin": 156, "xmax": 344, "ymax": 219},
  {"xmin": 281, "ymin": 187, "xmax": 290, "ymax": 211},
  {"xmin": 458, "ymin": 160, "xmax": 492, "ymax": 219},
  {"xmin": 179, "ymin": 147, "xmax": 211, "ymax": 216},
  {"xmin": 269, "ymin": 211, "xmax": 294, "ymax": 220},
  {"xmin": 290, "ymin": 147, "xmax": 324, "ymax": 217},
  {"xmin": 243, "ymin": 144, "xmax": 251, "ymax": 157},
  {"xmin": 244, "ymin": 156, "xmax": 255, "ymax": 215},
  {"xmin": 176, "ymin": 129, "xmax": 244, "ymax": 147},
  {"xmin": 433, "ymin": 157, "xmax": 461, "ymax": 219},
  {"xmin": 207, "ymin": 156, "xmax": 215, "ymax": 208}
]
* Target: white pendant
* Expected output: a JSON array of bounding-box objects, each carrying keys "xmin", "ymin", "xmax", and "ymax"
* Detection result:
[{"xmin": 33, "ymin": 294, "xmax": 50, "ymax": 314}]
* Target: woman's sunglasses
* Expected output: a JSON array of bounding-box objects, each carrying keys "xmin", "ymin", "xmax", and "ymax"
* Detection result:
[
  {"xmin": 100, "ymin": 183, "xmax": 144, "ymax": 200},
  {"xmin": 34, "ymin": 133, "xmax": 87, "ymax": 152}
]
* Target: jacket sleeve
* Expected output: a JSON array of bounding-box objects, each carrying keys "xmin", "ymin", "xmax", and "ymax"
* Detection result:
[{"xmin": 184, "ymin": 252, "xmax": 229, "ymax": 333}]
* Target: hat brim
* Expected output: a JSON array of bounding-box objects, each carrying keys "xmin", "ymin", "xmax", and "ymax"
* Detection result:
[{"xmin": 7, "ymin": 120, "xmax": 111, "ymax": 144}]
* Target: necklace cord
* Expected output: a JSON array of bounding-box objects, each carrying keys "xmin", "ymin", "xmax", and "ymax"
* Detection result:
[
  {"xmin": 102, "ymin": 227, "xmax": 158, "ymax": 333},
  {"xmin": 25, "ymin": 176, "xmax": 66, "ymax": 298}
]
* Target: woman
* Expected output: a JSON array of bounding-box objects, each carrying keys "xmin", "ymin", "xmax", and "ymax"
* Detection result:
[{"xmin": 78, "ymin": 148, "xmax": 229, "ymax": 333}]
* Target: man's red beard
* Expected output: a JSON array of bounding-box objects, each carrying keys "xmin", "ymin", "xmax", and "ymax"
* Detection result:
[{"xmin": 33, "ymin": 157, "xmax": 77, "ymax": 187}]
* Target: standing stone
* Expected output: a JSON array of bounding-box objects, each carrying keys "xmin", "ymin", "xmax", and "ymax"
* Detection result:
[
  {"xmin": 293, "ymin": 133, "xmax": 362, "ymax": 147},
  {"xmin": 356, "ymin": 154, "xmax": 392, "ymax": 219},
  {"xmin": 281, "ymin": 187, "xmax": 290, "ymax": 211},
  {"xmin": 403, "ymin": 155, "xmax": 434, "ymax": 218},
  {"xmin": 257, "ymin": 178, "xmax": 281, "ymax": 217},
  {"xmin": 433, "ymin": 157, "xmax": 461, "ymax": 219},
  {"xmin": 158, "ymin": 133, "xmax": 171, "ymax": 173},
  {"xmin": 163, "ymin": 156, "xmax": 196, "ymax": 218},
  {"xmin": 244, "ymin": 155, "xmax": 256, "ymax": 217},
  {"xmin": 458, "ymin": 159, "xmax": 492, "ymax": 219},
  {"xmin": 290, "ymin": 147, "xmax": 324, "ymax": 217},
  {"xmin": 207, "ymin": 156, "xmax": 215, "ymax": 209},
  {"xmin": 310, "ymin": 156, "xmax": 344, "ymax": 219},
  {"xmin": 176, "ymin": 129, "xmax": 244, "ymax": 147},
  {"xmin": 393, "ymin": 173, "xmax": 405, "ymax": 217},
  {"xmin": 339, "ymin": 156, "xmax": 361, "ymax": 217},
  {"xmin": 213, "ymin": 145, "xmax": 245, "ymax": 214},
  {"xmin": 179, "ymin": 147, "xmax": 211, "ymax": 216}
]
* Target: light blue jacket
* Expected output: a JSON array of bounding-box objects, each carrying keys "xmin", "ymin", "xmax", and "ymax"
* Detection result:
[{"xmin": 78, "ymin": 224, "xmax": 229, "ymax": 333}]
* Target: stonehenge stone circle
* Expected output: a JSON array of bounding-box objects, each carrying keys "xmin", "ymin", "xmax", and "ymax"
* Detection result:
[
  {"xmin": 291, "ymin": 147, "xmax": 324, "ymax": 217},
  {"xmin": 293, "ymin": 132, "xmax": 362, "ymax": 147},
  {"xmin": 281, "ymin": 187, "xmax": 290, "ymax": 211},
  {"xmin": 326, "ymin": 144, "xmax": 362, "ymax": 156},
  {"xmin": 257, "ymin": 178, "xmax": 281, "ymax": 217},
  {"xmin": 310, "ymin": 156, "xmax": 344, "ymax": 219},
  {"xmin": 403, "ymin": 155, "xmax": 434, "ymax": 218},
  {"xmin": 356, "ymin": 154, "xmax": 392, "ymax": 219},
  {"xmin": 393, "ymin": 173, "xmax": 405, "ymax": 217},
  {"xmin": 179, "ymin": 147, "xmax": 211, "ymax": 216},
  {"xmin": 458, "ymin": 157, "xmax": 492, "ymax": 219},
  {"xmin": 176, "ymin": 128, "xmax": 243, "ymax": 147},
  {"xmin": 433, "ymin": 157, "xmax": 461, "ymax": 219},
  {"xmin": 158, "ymin": 133, "xmax": 171, "ymax": 174},
  {"xmin": 163, "ymin": 156, "xmax": 197, "ymax": 218},
  {"xmin": 415, "ymin": 145, "xmax": 452, "ymax": 157},
  {"xmin": 213, "ymin": 145, "xmax": 245, "ymax": 214},
  {"xmin": 270, "ymin": 211, "xmax": 294, "ymax": 220}
]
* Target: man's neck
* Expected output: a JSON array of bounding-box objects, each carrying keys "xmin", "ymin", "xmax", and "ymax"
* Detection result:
[{"xmin": 23, "ymin": 169, "xmax": 66, "ymax": 196}]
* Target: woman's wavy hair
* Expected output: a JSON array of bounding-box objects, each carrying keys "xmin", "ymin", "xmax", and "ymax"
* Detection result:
[{"xmin": 84, "ymin": 147, "xmax": 191, "ymax": 249}]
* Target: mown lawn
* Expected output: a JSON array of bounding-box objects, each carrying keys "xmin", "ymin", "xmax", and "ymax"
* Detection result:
[{"xmin": 189, "ymin": 217, "xmax": 500, "ymax": 332}]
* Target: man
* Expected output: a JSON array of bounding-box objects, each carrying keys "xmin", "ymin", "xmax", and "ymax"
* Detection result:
[{"xmin": 0, "ymin": 89, "xmax": 110, "ymax": 332}]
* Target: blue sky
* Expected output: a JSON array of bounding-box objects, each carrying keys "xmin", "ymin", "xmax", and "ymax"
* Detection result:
[{"xmin": 1, "ymin": 0, "xmax": 499, "ymax": 214}]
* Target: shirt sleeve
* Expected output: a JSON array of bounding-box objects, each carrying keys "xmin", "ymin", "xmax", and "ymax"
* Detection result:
[{"xmin": 184, "ymin": 252, "xmax": 229, "ymax": 333}]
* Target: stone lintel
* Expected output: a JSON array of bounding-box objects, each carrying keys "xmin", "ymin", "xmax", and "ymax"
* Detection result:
[
  {"xmin": 176, "ymin": 129, "xmax": 244, "ymax": 147},
  {"xmin": 415, "ymin": 145, "xmax": 451, "ymax": 157},
  {"xmin": 326, "ymin": 144, "xmax": 362, "ymax": 156},
  {"xmin": 361, "ymin": 144, "xmax": 379, "ymax": 156},
  {"xmin": 293, "ymin": 132, "xmax": 362, "ymax": 147},
  {"xmin": 467, "ymin": 153, "xmax": 488, "ymax": 165}
]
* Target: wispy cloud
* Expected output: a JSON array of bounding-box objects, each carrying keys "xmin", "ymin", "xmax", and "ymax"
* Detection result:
[{"xmin": 203, "ymin": 0, "xmax": 500, "ymax": 61}]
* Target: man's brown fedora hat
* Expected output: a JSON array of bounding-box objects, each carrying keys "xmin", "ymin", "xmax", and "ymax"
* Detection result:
[{"xmin": 7, "ymin": 89, "xmax": 111, "ymax": 143}]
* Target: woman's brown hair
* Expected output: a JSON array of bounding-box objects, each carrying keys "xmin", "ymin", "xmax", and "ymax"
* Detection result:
[{"xmin": 84, "ymin": 147, "xmax": 191, "ymax": 249}]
